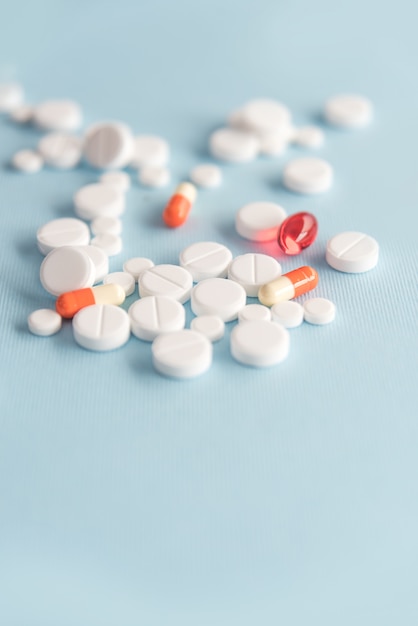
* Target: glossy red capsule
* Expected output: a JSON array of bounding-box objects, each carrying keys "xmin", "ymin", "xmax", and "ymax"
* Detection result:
[{"xmin": 277, "ymin": 211, "xmax": 318, "ymax": 255}]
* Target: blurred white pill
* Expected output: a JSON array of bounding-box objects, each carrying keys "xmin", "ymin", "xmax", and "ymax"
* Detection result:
[
  {"xmin": 303, "ymin": 298, "xmax": 336, "ymax": 325},
  {"xmin": 283, "ymin": 157, "xmax": 333, "ymax": 194},
  {"xmin": 37, "ymin": 218, "xmax": 90, "ymax": 255},
  {"xmin": 123, "ymin": 257, "xmax": 154, "ymax": 281},
  {"xmin": 210, "ymin": 128, "xmax": 260, "ymax": 163},
  {"xmin": 326, "ymin": 231, "xmax": 379, "ymax": 273},
  {"xmin": 73, "ymin": 304, "xmax": 130, "ymax": 351},
  {"xmin": 238, "ymin": 99, "xmax": 292, "ymax": 134},
  {"xmin": 271, "ymin": 301, "xmax": 304, "ymax": 328},
  {"xmin": 103, "ymin": 271, "xmax": 135, "ymax": 296},
  {"xmin": 28, "ymin": 309, "xmax": 62, "ymax": 336},
  {"xmin": 238, "ymin": 304, "xmax": 271, "ymax": 323},
  {"xmin": 324, "ymin": 94, "xmax": 373, "ymax": 128},
  {"xmin": 190, "ymin": 164, "xmax": 222, "ymax": 188},
  {"xmin": 139, "ymin": 264, "xmax": 193, "ymax": 303},
  {"xmin": 190, "ymin": 315, "xmax": 225, "ymax": 342},
  {"xmin": 129, "ymin": 296, "xmax": 185, "ymax": 341},
  {"xmin": 99, "ymin": 171, "xmax": 131, "ymax": 193},
  {"xmin": 91, "ymin": 233, "xmax": 123, "ymax": 257},
  {"xmin": 10, "ymin": 104, "xmax": 33, "ymax": 123},
  {"xmin": 235, "ymin": 201, "xmax": 287, "ymax": 242},
  {"xmin": 77, "ymin": 245, "xmax": 109, "ymax": 284},
  {"xmin": 33, "ymin": 100, "xmax": 82, "ymax": 131},
  {"xmin": 40, "ymin": 246, "xmax": 95, "ymax": 296},
  {"xmin": 74, "ymin": 183, "xmax": 125, "ymax": 220},
  {"xmin": 38, "ymin": 133, "xmax": 82, "ymax": 169},
  {"xmin": 83, "ymin": 121, "xmax": 134, "ymax": 169},
  {"xmin": 293, "ymin": 126, "xmax": 324, "ymax": 148},
  {"xmin": 91, "ymin": 216, "xmax": 122, "ymax": 236},
  {"xmin": 131, "ymin": 135, "xmax": 170, "ymax": 169},
  {"xmin": 0, "ymin": 82, "xmax": 24, "ymax": 112},
  {"xmin": 152, "ymin": 329, "xmax": 212, "ymax": 378},
  {"xmin": 12, "ymin": 149, "xmax": 43, "ymax": 173},
  {"xmin": 139, "ymin": 166, "xmax": 170, "ymax": 188}
]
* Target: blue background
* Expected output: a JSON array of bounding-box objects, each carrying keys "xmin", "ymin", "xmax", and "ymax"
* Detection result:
[{"xmin": 1, "ymin": 1, "xmax": 417, "ymax": 623}]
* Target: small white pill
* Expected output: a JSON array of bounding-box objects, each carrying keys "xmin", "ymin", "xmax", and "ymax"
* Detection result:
[
  {"xmin": 40, "ymin": 246, "xmax": 95, "ymax": 296},
  {"xmin": 235, "ymin": 201, "xmax": 287, "ymax": 242},
  {"xmin": 83, "ymin": 122, "xmax": 134, "ymax": 169},
  {"xmin": 209, "ymin": 128, "xmax": 260, "ymax": 163},
  {"xmin": 230, "ymin": 320, "xmax": 290, "ymax": 367},
  {"xmin": 271, "ymin": 301, "xmax": 304, "ymax": 328},
  {"xmin": 324, "ymin": 94, "xmax": 373, "ymax": 128},
  {"xmin": 38, "ymin": 133, "xmax": 82, "ymax": 169},
  {"xmin": 73, "ymin": 304, "xmax": 130, "ymax": 351},
  {"xmin": 293, "ymin": 126, "xmax": 324, "ymax": 148},
  {"xmin": 190, "ymin": 164, "xmax": 222, "ymax": 188},
  {"xmin": 10, "ymin": 104, "xmax": 33, "ymax": 123},
  {"xmin": 99, "ymin": 171, "xmax": 131, "ymax": 193},
  {"xmin": 37, "ymin": 217, "xmax": 90, "ymax": 255},
  {"xmin": 191, "ymin": 278, "xmax": 246, "ymax": 322},
  {"xmin": 228, "ymin": 253, "xmax": 282, "ymax": 297},
  {"xmin": 129, "ymin": 296, "xmax": 185, "ymax": 341},
  {"xmin": 28, "ymin": 309, "xmax": 62, "ymax": 336},
  {"xmin": 91, "ymin": 216, "xmax": 122, "ymax": 236},
  {"xmin": 139, "ymin": 166, "xmax": 170, "ymax": 188},
  {"xmin": 190, "ymin": 315, "xmax": 225, "ymax": 342},
  {"xmin": 91, "ymin": 233, "xmax": 123, "ymax": 257},
  {"xmin": 103, "ymin": 271, "xmax": 135, "ymax": 296},
  {"xmin": 259, "ymin": 132, "xmax": 289, "ymax": 156},
  {"xmin": 283, "ymin": 157, "xmax": 333, "ymax": 194},
  {"xmin": 131, "ymin": 135, "xmax": 170, "ymax": 169},
  {"xmin": 303, "ymin": 298, "xmax": 336, "ymax": 325},
  {"xmin": 326, "ymin": 231, "xmax": 379, "ymax": 273},
  {"xmin": 238, "ymin": 304, "xmax": 271, "ymax": 323},
  {"xmin": 123, "ymin": 257, "xmax": 154, "ymax": 282},
  {"xmin": 76, "ymin": 245, "xmax": 109, "ymax": 284},
  {"xmin": 33, "ymin": 100, "xmax": 82, "ymax": 131},
  {"xmin": 0, "ymin": 83, "xmax": 24, "ymax": 112},
  {"xmin": 179, "ymin": 241, "xmax": 232, "ymax": 282},
  {"xmin": 74, "ymin": 183, "xmax": 125, "ymax": 220},
  {"xmin": 238, "ymin": 99, "xmax": 292, "ymax": 134},
  {"xmin": 139, "ymin": 264, "xmax": 193, "ymax": 303},
  {"xmin": 12, "ymin": 149, "xmax": 43, "ymax": 173},
  {"xmin": 152, "ymin": 329, "xmax": 212, "ymax": 379}
]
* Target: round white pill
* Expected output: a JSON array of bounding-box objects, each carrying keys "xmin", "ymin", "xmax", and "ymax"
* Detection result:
[
  {"xmin": 123, "ymin": 257, "xmax": 154, "ymax": 282},
  {"xmin": 209, "ymin": 128, "xmax": 260, "ymax": 163},
  {"xmin": 129, "ymin": 296, "xmax": 185, "ymax": 341},
  {"xmin": 91, "ymin": 234, "xmax": 123, "ymax": 257},
  {"xmin": 28, "ymin": 309, "xmax": 62, "ymax": 336},
  {"xmin": 38, "ymin": 133, "xmax": 82, "ymax": 169},
  {"xmin": 324, "ymin": 94, "xmax": 373, "ymax": 128},
  {"xmin": 33, "ymin": 100, "xmax": 82, "ymax": 131},
  {"xmin": 239, "ymin": 99, "xmax": 292, "ymax": 134},
  {"xmin": 131, "ymin": 135, "xmax": 170, "ymax": 169},
  {"xmin": 293, "ymin": 126, "xmax": 324, "ymax": 148},
  {"xmin": 303, "ymin": 298, "xmax": 336, "ymax": 325},
  {"xmin": 271, "ymin": 301, "xmax": 304, "ymax": 328},
  {"xmin": 73, "ymin": 304, "xmax": 130, "ymax": 351},
  {"xmin": 99, "ymin": 171, "xmax": 131, "ymax": 193},
  {"xmin": 231, "ymin": 320, "xmax": 290, "ymax": 367},
  {"xmin": 283, "ymin": 157, "xmax": 333, "ymax": 194},
  {"xmin": 152, "ymin": 329, "xmax": 212, "ymax": 379},
  {"xmin": 179, "ymin": 241, "xmax": 233, "ymax": 282},
  {"xmin": 235, "ymin": 201, "xmax": 287, "ymax": 242},
  {"xmin": 190, "ymin": 315, "xmax": 225, "ymax": 342},
  {"xmin": 228, "ymin": 253, "xmax": 282, "ymax": 297},
  {"xmin": 74, "ymin": 183, "xmax": 125, "ymax": 220},
  {"xmin": 139, "ymin": 166, "xmax": 170, "ymax": 188},
  {"xmin": 190, "ymin": 164, "xmax": 222, "ymax": 188},
  {"xmin": 76, "ymin": 245, "xmax": 109, "ymax": 284},
  {"xmin": 191, "ymin": 278, "xmax": 246, "ymax": 322},
  {"xmin": 91, "ymin": 216, "xmax": 122, "ymax": 236},
  {"xmin": 40, "ymin": 246, "xmax": 95, "ymax": 296},
  {"xmin": 326, "ymin": 231, "xmax": 379, "ymax": 273},
  {"xmin": 259, "ymin": 132, "xmax": 289, "ymax": 156},
  {"xmin": 238, "ymin": 304, "xmax": 271, "ymax": 323},
  {"xmin": 10, "ymin": 104, "xmax": 33, "ymax": 123},
  {"xmin": 37, "ymin": 218, "xmax": 90, "ymax": 256},
  {"xmin": 139, "ymin": 265, "xmax": 193, "ymax": 303},
  {"xmin": 0, "ymin": 83, "xmax": 24, "ymax": 112},
  {"xmin": 103, "ymin": 271, "xmax": 135, "ymax": 296},
  {"xmin": 83, "ymin": 122, "xmax": 134, "ymax": 169},
  {"xmin": 12, "ymin": 149, "xmax": 43, "ymax": 173}
]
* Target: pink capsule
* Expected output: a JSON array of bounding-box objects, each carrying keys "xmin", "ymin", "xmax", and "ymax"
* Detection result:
[{"xmin": 277, "ymin": 212, "xmax": 318, "ymax": 255}]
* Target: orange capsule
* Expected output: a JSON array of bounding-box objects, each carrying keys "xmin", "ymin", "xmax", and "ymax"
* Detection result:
[
  {"xmin": 56, "ymin": 283, "xmax": 125, "ymax": 319},
  {"xmin": 163, "ymin": 182, "xmax": 197, "ymax": 228},
  {"xmin": 258, "ymin": 265, "xmax": 319, "ymax": 306}
]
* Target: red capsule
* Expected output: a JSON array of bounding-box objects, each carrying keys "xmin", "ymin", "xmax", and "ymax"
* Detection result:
[{"xmin": 277, "ymin": 212, "xmax": 318, "ymax": 255}]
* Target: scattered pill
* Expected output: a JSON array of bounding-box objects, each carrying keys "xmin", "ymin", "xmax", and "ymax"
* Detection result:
[
  {"xmin": 190, "ymin": 164, "xmax": 222, "ymax": 188},
  {"xmin": 271, "ymin": 301, "xmax": 304, "ymax": 328},
  {"xmin": 228, "ymin": 253, "xmax": 282, "ymax": 297},
  {"xmin": 103, "ymin": 271, "xmax": 135, "ymax": 296},
  {"xmin": 259, "ymin": 132, "xmax": 289, "ymax": 156},
  {"xmin": 139, "ymin": 264, "xmax": 193, "ymax": 303},
  {"xmin": 10, "ymin": 103, "xmax": 33, "ymax": 123},
  {"xmin": 210, "ymin": 128, "xmax": 260, "ymax": 162},
  {"xmin": 191, "ymin": 278, "xmax": 246, "ymax": 322},
  {"xmin": 33, "ymin": 100, "xmax": 82, "ymax": 131},
  {"xmin": 258, "ymin": 265, "xmax": 318, "ymax": 307},
  {"xmin": 238, "ymin": 99, "xmax": 292, "ymax": 134},
  {"xmin": 230, "ymin": 320, "xmax": 290, "ymax": 367},
  {"xmin": 0, "ymin": 82, "xmax": 24, "ymax": 112},
  {"xmin": 293, "ymin": 125, "xmax": 324, "ymax": 148},
  {"xmin": 99, "ymin": 171, "xmax": 131, "ymax": 193},
  {"xmin": 238, "ymin": 304, "xmax": 271, "ymax": 323},
  {"xmin": 139, "ymin": 166, "xmax": 170, "ymax": 188},
  {"xmin": 91, "ymin": 233, "xmax": 123, "ymax": 256},
  {"xmin": 83, "ymin": 121, "xmax": 134, "ymax": 169},
  {"xmin": 28, "ymin": 308, "xmax": 62, "ymax": 336},
  {"xmin": 74, "ymin": 183, "xmax": 125, "ymax": 220},
  {"xmin": 190, "ymin": 315, "xmax": 225, "ymax": 342},
  {"xmin": 56, "ymin": 283, "xmax": 125, "ymax": 318},
  {"xmin": 123, "ymin": 257, "xmax": 154, "ymax": 282},
  {"xmin": 131, "ymin": 135, "xmax": 170, "ymax": 169},
  {"xmin": 283, "ymin": 157, "xmax": 333, "ymax": 194},
  {"xmin": 73, "ymin": 304, "xmax": 130, "ymax": 351},
  {"xmin": 37, "ymin": 217, "xmax": 90, "ymax": 256},
  {"xmin": 324, "ymin": 94, "xmax": 373, "ymax": 128},
  {"xmin": 129, "ymin": 296, "xmax": 185, "ymax": 341},
  {"xmin": 235, "ymin": 201, "xmax": 287, "ymax": 242},
  {"xmin": 38, "ymin": 133, "xmax": 82, "ymax": 169},
  {"xmin": 152, "ymin": 329, "xmax": 212, "ymax": 378},
  {"xmin": 277, "ymin": 212, "xmax": 318, "ymax": 255},
  {"xmin": 12, "ymin": 149, "xmax": 43, "ymax": 173},
  {"xmin": 91, "ymin": 216, "xmax": 122, "ymax": 236},
  {"xmin": 179, "ymin": 241, "xmax": 232, "ymax": 282},
  {"xmin": 303, "ymin": 297, "xmax": 336, "ymax": 325},
  {"xmin": 76, "ymin": 245, "xmax": 109, "ymax": 284},
  {"xmin": 40, "ymin": 246, "xmax": 95, "ymax": 296},
  {"xmin": 162, "ymin": 182, "xmax": 197, "ymax": 228},
  {"xmin": 326, "ymin": 231, "xmax": 379, "ymax": 273}
]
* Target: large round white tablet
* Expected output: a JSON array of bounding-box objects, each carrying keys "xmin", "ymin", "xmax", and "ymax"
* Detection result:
[
  {"xmin": 33, "ymin": 100, "xmax": 82, "ymax": 131},
  {"xmin": 190, "ymin": 164, "xmax": 222, "ymax": 188},
  {"xmin": 10, "ymin": 104, "xmax": 33, "ymax": 124},
  {"xmin": 324, "ymin": 94, "xmax": 373, "ymax": 128},
  {"xmin": 271, "ymin": 301, "xmax": 304, "ymax": 328},
  {"xmin": 190, "ymin": 315, "xmax": 225, "ymax": 342},
  {"xmin": 238, "ymin": 304, "xmax": 271, "ymax": 323},
  {"xmin": 37, "ymin": 218, "xmax": 90, "ymax": 255},
  {"xmin": 131, "ymin": 135, "xmax": 170, "ymax": 169},
  {"xmin": 179, "ymin": 241, "xmax": 233, "ymax": 282},
  {"xmin": 103, "ymin": 271, "xmax": 135, "ymax": 296},
  {"xmin": 139, "ymin": 265, "xmax": 193, "ymax": 303},
  {"xmin": 326, "ymin": 231, "xmax": 379, "ymax": 273},
  {"xmin": 235, "ymin": 201, "xmax": 287, "ymax": 242},
  {"xmin": 38, "ymin": 133, "xmax": 82, "ymax": 169},
  {"xmin": 74, "ymin": 183, "xmax": 125, "ymax": 220},
  {"xmin": 91, "ymin": 234, "xmax": 123, "ymax": 257},
  {"xmin": 152, "ymin": 329, "xmax": 212, "ymax": 379},
  {"xmin": 191, "ymin": 278, "xmax": 246, "ymax": 322},
  {"xmin": 129, "ymin": 296, "xmax": 185, "ymax": 341},
  {"xmin": 209, "ymin": 128, "xmax": 260, "ymax": 163},
  {"xmin": 99, "ymin": 171, "xmax": 131, "ymax": 193},
  {"xmin": 40, "ymin": 246, "xmax": 95, "ymax": 296},
  {"xmin": 77, "ymin": 245, "xmax": 109, "ymax": 284},
  {"xmin": 83, "ymin": 122, "xmax": 134, "ymax": 169},
  {"xmin": 228, "ymin": 253, "xmax": 282, "ymax": 297},
  {"xmin": 230, "ymin": 320, "xmax": 290, "ymax": 367},
  {"xmin": 90, "ymin": 216, "xmax": 122, "ymax": 236},
  {"xmin": 283, "ymin": 157, "xmax": 333, "ymax": 194},
  {"xmin": 293, "ymin": 126, "xmax": 325, "ymax": 148},
  {"xmin": 303, "ymin": 298, "xmax": 336, "ymax": 325},
  {"xmin": 28, "ymin": 309, "xmax": 62, "ymax": 336},
  {"xmin": 239, "ymin": 99, "xmax": 292, "ymax": 134},
  {"xmin": 12, "ymin": 149, "xmax": 43, "ymax": 173},
  {"xmin": 139, "ymin": 166, "xmax": 170, "ymax": 188},
  {"xmin": 123, "ymin": 257, "xmax": 154, "ymax": 282},
  {"xmin": 73, "ymin": 304, "xmax": 130, "ymax": 351}
]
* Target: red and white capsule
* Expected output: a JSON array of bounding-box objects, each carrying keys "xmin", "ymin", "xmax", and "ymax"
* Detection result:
[
  {"xmin": 56, "ymin": 283, "xmax": 125, "ymax": 319},
  {"xmin": 258, "ymin": 265, "xmax": 319, "ymax": 306},
  {"xmin": 162, "ymin": 182, "xmax": 197, "ymax": 228}
]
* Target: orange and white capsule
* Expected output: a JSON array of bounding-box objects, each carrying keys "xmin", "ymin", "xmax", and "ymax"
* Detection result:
[
  {"xmin": 56, "ymin": 283, "xmax": 125, "ymax": 319},
  {"xmin": 162, "ymin": 182, "xmax": 197, "ymax": 228},
  {"xmin": 258, "ymin": 265, "xmax": 318, "ymax": 306}
]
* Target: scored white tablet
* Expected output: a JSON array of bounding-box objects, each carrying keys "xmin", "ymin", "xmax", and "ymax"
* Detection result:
[
  {"xmin": 73, "ymin": 304, "xmax": 131, "ymax": 351},
  {"xmin": 152, "ymin": 329, "xmax": 213, "ymax": 378},
  {"xmin": 37, "ymin": 218, "xmax": 90, "ymax": 255},
  {"xmin": 326, "ymin": 231, "xmax": 379, "ymax": 273},
  {"xmin": 139, "ymin": 265, "xmax": 193, "ymax": 303},
  {"xmin": 129, "ymin": 296, "xmax": 185, "ymax": 341},
  {"xmin": 179, "ymin": 241, "xmax": 233, "ymax": 282},
  {"xmin": 228, "ymin": 253, "xmax": 282, "ymax": 296}
]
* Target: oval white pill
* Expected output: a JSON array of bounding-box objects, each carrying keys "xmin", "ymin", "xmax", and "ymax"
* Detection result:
[
  {"xmin": 99, "ymin": 171, "xmax": 131, "ymax": 193},
  {"xmin": 152, "ymin": 329, "xmax": 212, "ymax": 379},
  {"xmin": 191, "ymin": 278, "xmax": 246, "ymax": 322},
  {"xmin": 228, "ymin": 253, "xmax": 282, "ymax": 297},
  {"xmin": 238, "ymin": 304, "xmax": 271, "ymax": 323},
  {"xmin": 37, "ymin": 217, "xmax": 90, "ymax": 255},
  {"xmin": 73, "ymin": 304, "xmax": 130, "ymax": 351},
  {"xmin": 235, "ymin": 202, "xmax": 287, "ymax": 242},
  {"xmin": 91, "ymin": 233, "xmax": 122, "ymax": 257},
  {"xmin": 76, "ymin": 245, "xmax": 109, "ymax": 284},
  {"xmin": 293, "ymin": 126, "xmax": 324, "ymax": 148},
  {"xmin": 271, "ymin": 301, "xmax": 304, "ymax": 328},
  {"xmin": 303, "ymin": 298, "xmax": 336, "ymax": 325},
  {"xmin": 209, "ymin": 128, "xmax": 260, "ymax": 163},
  {"xmin": 40, "ymin": 246, "xmax": 95, "ymax": 296},
  {"xmin": 139, "ymin": 265, "xmax": 193, "ymax": 303},
  {"xmin": 283, "ymin": 157, "xmax": 333, "ymax": 194},
  {"xmin": 12, "ymin": 149, "xmax": 43, "ymax": 173},
  {"xmin": 83, "ymin": 122, "xmax": 134, "ymax": 169},
  {"xmin": 231, "ymin": 320, "xmax": 290, "ymax": 367},
  {"xmin": 129, "ymin": 296, "xmax": 185, "ymax": 341},
  {"xmin": 179, "ymin": 241, "xmax": 233, "ymax": 282},
  {"xmin": 123, "ymin": 257, "xmax": 154, "ymax": 282},
  {"xmin": 10, "ymin": 104, "xmax": 33, "ymax": 123},
  {"xmin": 28, "ymin": 309, "xmax": 62, "ymax": 336},
  {"xmin": 74, "ymin": 183, "xmax": 125, "ymax": 220},
  {"xmin": 91, "ymin": 216, "xmax": 122, "ymax": 236},
  {"xmin": 324, "ymin": 94, "xmax": 373, "ymax": 128},
  {"xmin": 326, "ymin": 231, "xmax": 379, "ymax": 273},
  {"xmin": 131, "ymin": 135, "xmax": 170, "ymax": 169},
  {"xmin": 38, "ymin": 133, "xmax": 82, "ymax": 169},
  {"xmin": 33, "ymin": 100, "xmax": 82, "ymax": 131},
  {"xmin": 239, "ymin": 99, "xmax": 292, "ymax": 134},
  {"xmin": 139, "ymin": 166, "xmax": 170, "ymax": 188},
  {"xmin": 103, "ymin": 271, "xmax": 135, "ymax": 296},
  {"xmin": 190, "ymin": 315, "xmax": 225, "ymax": 342},
  {"xmin": 190, "ymin": 164, "xmax": 222, "ymax": 188}
]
